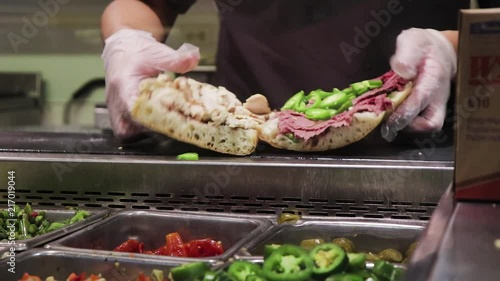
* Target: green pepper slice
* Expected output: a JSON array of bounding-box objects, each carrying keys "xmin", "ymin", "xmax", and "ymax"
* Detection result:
[
  {"xmin": 281, "ymin": 91, "xmax": 305, "ymax": 110},
  {"xmin": 331, "ymin": 238, "xmax": 355, "ymax": 253},
  {"xmin": 294, "ymin": 101, "xmax": 308, "ymax": 112},
  {"xmin": 320, "ymin": 92, "xmax": 348, "ymax": 109},
  {"xmin": 264, "ymin": 244, "xmax": 282, "ymax": 259},
  {"xmin": 347, "ymin": 253, "xmax": 366, "ymax": 270},
  {"xmin": 245, "ymin": 275, "xmax": 266, "ymax": 281},
  {"xmin": 372, "ymin": 260, "xmax": 399, "ymax": 281},
  {"xmin": 342, "ymin": 87, "xmax": 354, "ymax": 95},
  {"xmin": 309, "ymin": 243, "xmax": 348, "ymax": 278},
  {"xmin": 305, "ymin": 93, "xmax": 322, "ymax": 110},
  {"xmin": 202, "ymin": 271, "xmax": 218, "ymax": 281},
  {"xmin": 307, "ymin": 89, "xmax": 332, "ymax": 99},
  {"xmin": 325, "ymin": 273, "xmax": 364, "ymax": 281},
  {"xmin": 170, "ymin": 262, "xmax": 210, "ymax": 281},
  {"xmin": 228, "ymin": 261, "xmax": 264, "ymax": 281},
  {"xmin": 305, "ymin": 109, "xmax": 334, "ymax": 120},
  {"xmin": 377, "ymin": 248, "xmax": 403, "ymax": 263},
  {"xmin": 368, "ymin": 79, "xmax": 383, "ymax": 89},
  {"xmin": 176, "ymin": 152, "xmax": 199, "ymax": 161},
  {"xmin": 263, "ymin": 244, "xmax": 314, "ymax": 281}
]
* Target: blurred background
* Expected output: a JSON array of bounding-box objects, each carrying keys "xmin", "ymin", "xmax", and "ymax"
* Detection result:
[
  {"xmin": 0, "ymin": 0, "xmax": 497, "ymax": 131},
  {"xmin": 0, "ymin": 0, "xmax": 219, "ymax": 130}
]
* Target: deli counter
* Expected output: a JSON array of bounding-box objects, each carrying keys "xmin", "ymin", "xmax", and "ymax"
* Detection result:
[{"xmin": 0, "ymin": 124, "xmax": 497, "ymax": 281}]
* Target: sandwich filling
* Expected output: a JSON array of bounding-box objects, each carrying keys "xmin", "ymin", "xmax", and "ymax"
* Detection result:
[{"xmin": 277, "ymin": 71, "xmax": 408, "ymax": 140}]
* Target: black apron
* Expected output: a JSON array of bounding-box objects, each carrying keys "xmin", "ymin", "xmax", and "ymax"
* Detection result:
[{"xmin": 211, "ymin": 0, "xmax": 469, "ymax": 110}]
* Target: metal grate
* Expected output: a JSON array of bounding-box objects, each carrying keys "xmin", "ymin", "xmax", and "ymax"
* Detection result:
[{"xmin": 0, "ymin": 189, "xmax": 437, "ymax": 221}]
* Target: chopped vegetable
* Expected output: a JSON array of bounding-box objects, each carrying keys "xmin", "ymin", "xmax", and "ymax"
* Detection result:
[
  {"xmin": 377, "ymin": 249, "xmax": 403, "ymax": 263},
  {"xmin": 227, "ymin": 261, "xmax": 264, "ymax": 281},
  {"xmin": 263, "ymin": 244, "xmax": 314, "ymax": 281},
  {"xmin": 0, "ymin": 203, "xmax": 90, "ymax": 241},
  {"xmin": 170, "ymin": 262, "xmax": 210, "ymax": 281},
  {"xmin": 309, "ymin": 243, "xmax": 348, "ymax": 278},
  {"xmin": 281, "ymin": 91, "xmax": 305, "ymax": 110},
  {"xmin": 264, "ymin": 244, "xmax": 282, "ymax": 259},
  {"xmin": 113, "ymin": 232, "xmax": 224, "ymax": 258},
  {"xmin": 176, "ymin": 152, "xmax": 199, "ymax": 161}
]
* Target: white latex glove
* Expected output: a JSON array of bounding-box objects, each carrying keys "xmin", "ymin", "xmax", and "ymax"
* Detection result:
[
  {"xmin": 102, "ymin": 29, "xmax": 200, "ymax": 140},
  {"xmin": 381, "ymin": 28, "xmax": 457, "ymax": 142}
]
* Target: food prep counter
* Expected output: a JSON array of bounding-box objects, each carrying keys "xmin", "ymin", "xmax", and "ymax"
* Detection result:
[{"xmin": 1, "ymin": 128, "xmax": 488, "ymax": 281}]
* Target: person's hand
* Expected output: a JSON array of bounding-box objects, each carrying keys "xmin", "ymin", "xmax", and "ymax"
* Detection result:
[
  {"xmin": 381, "ymin": 28, "xmax": 457, "ymax": 142},
  {"xmin": 102, "ymin": 29, "xmax": 200, "ymax": 140}
]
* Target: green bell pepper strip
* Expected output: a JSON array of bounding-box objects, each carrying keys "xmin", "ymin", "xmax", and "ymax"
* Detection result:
[
  {"xmin": 325, "ymin": 273, "xmax": 365, "ymax": 281},
  {"xmin": 214, "ymin": 271, "xmax": 237, "ymax": 281},
  {"xmin": 227, "ymin": 261, "xmax": 264, "ymax": 281},
  {"xmin": 281, "ymin": 91, "xmax": 305, "ymax": 110},
  {"xmin": 46, "ymin": 222, "xmax": 66, "ymax": 232},
  {"xmin": 263, "ymin": 244, "xmax": 314, "ymax": 281},
  {"xmin": 307, "ymin": 89, "xmax": 332, "ymax": 99},
  {"xmin": 368, "ymin": 79, "xmax": 383, "ymax": 89},
  {"xmin": 170, "ymin": 262, "xmax": 210, "ymax": 281},
  {"xmin": 294, "ymin": 101, "xmax": 308, "ymax": 112},
  {"xmin": 336, "ymin": 99, "xmax": 354, "ymax": 114},
  {"xmin": 23, "ymin": 203, "xmax": 33, "ymax": 217},
  {"xmin": 342, "ymin": 87, "xmax": 354, "ymax": 95},
  {"xmin": 176, "ymin": 152, "xmax": 199, "ymax": 161},
  {"xmin": 305, "ymin": 93, "xmax": 322, "ymax": 110},
  {"xmin": 309, "ymin": 243, "xmax": 348, "ymax": 278},
  {"xmin": 305, "ymin": 109, "xmax": 334, "ymax": 121},
  {"xmin": 264, "ymin": 244, "xmax": 282, "ymax": 259},
  {"xmin": 19, "ymin": 213, "xmax": 29, "ymax": 237},
  {"xmin": 320, "ymin": 92, "xmax": 348, "ymax": 109}
]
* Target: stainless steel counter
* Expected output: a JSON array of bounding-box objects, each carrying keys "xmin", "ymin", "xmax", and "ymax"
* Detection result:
[{"xmin": 405, "ymin": 184, "xmax": 500, "ymax": 281}]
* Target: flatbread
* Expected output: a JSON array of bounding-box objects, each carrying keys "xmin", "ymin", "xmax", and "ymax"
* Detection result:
[
  {"xmin": 131, "ymin": 75, "xmax": 260, "ymax": 156},
  {"xmin": 257, "ymin": 83, "xmax": 413, "ymax": 152}
]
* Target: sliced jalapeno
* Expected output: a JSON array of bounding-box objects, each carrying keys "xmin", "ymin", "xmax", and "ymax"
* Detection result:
[
  {"xmin": 294, "ymin": 101, "xmax": 308, "ymax": 112},
  {"xmin": 306, "ymin": 93, "xmax": 322, "ymax": 110},
  {"xmin": 308, "ymin": 89, "xmax": 332, "ymax": 99},
  {"xmin": 310, "ymin": 243, "xmax": 348, "ymax": 278},
  {"xmin": 170, "ymin": 262, "xmax": 210, "ymax": 281},
  {"xmin": 281, "ymin": 91, "xmax": 305, "ymax": 110}
]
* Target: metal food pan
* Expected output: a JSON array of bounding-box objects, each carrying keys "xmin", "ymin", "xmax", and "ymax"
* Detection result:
[
  {"xmin": 0, "ymin": 207, "xmax": 109, "ymax": 251},
  {"xmin": 0, "ymin": 249, "xmax": 190, "ymax": 281},
  {"xmin": 46, "ymin": 210, "xmax": 271, "ymax": 263},
  {"xmin": 237, "ymin": 219, "xmax": 424, "ymax": 258}
]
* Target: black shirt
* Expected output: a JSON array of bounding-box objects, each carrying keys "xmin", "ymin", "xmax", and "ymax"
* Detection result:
[{"xmin": 171, "ymin": 0, "xmax": 469, "ymax": 109}]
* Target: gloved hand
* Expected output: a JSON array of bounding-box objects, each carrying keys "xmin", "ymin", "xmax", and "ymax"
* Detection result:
[
  {"xmin": 102, "ymin": 29, "xmax": 200, "ymax": 140},
  {"xmin": 381, "ymin": 28, "xmax": 457, "ymax": 142}
]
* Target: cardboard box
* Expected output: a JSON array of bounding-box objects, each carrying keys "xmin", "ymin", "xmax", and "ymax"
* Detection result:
[{"xmin": 455, "ymin": 8, "xmax": 500, "ymax": 201}]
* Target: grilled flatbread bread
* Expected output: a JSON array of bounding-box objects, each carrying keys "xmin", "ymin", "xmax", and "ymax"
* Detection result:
[
  {"xmin": 131, "ymin": 74, "xmax": 268, "ymax": 156},
  {"xmin": 258, "ymin": 83, "xmax": 412, "ymax": 152}
]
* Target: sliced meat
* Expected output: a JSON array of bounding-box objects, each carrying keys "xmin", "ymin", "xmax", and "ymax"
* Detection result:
[{"xmin": 277, "ymin": 70, "xmax": 406, "ymax": 140}]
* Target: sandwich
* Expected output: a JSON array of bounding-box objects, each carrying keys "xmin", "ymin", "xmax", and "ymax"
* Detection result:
[
  {"xmin": 131, "ymin": 74, "xmax": 271, "ymax": 156},
  {"xmin": 258, "ymin": 71, "xmax": 413, "ymax": 152}
]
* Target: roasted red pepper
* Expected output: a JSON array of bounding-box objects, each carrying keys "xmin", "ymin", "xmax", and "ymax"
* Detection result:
[
  {"xmin": 113, "ymin": 239, "xmax": 144, "ymax": 253},
  {"xmin": 166, "ymin": 232, "xmax": 188, "ymax": 257},
  {"xmin": 184, "ymin": 239, "xmax": 224, "ymax": 257},
  {"xmin": 138, "ymin": 272, "xmax": 152, "ymax": 281}
]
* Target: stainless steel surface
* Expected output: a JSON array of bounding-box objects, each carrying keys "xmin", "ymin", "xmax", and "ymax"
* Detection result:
[
  {"xmin": 0, "ymin": 151, "xmax": 450, "ymax": 220},
  {"xmin": 0, "ymin": 249, "xmax": 188, "ymax": 281},
  {"xmin": 0, "ymin": 208, "xmax": 108, "ymax": 251},
  {"xmin": 237, "ymin": 218, "xmax": 425, "ymax": 258},
  {"xmin": 403, "ymin": 184, "xmax": 455, "ymax": 281},
  {"xmin": 423, "ymin": 202, "xmax": 500, "ymax": 281},
  {"xmin": 46, "ymin": 210, "xmax": 271, "ymax": 263}
]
